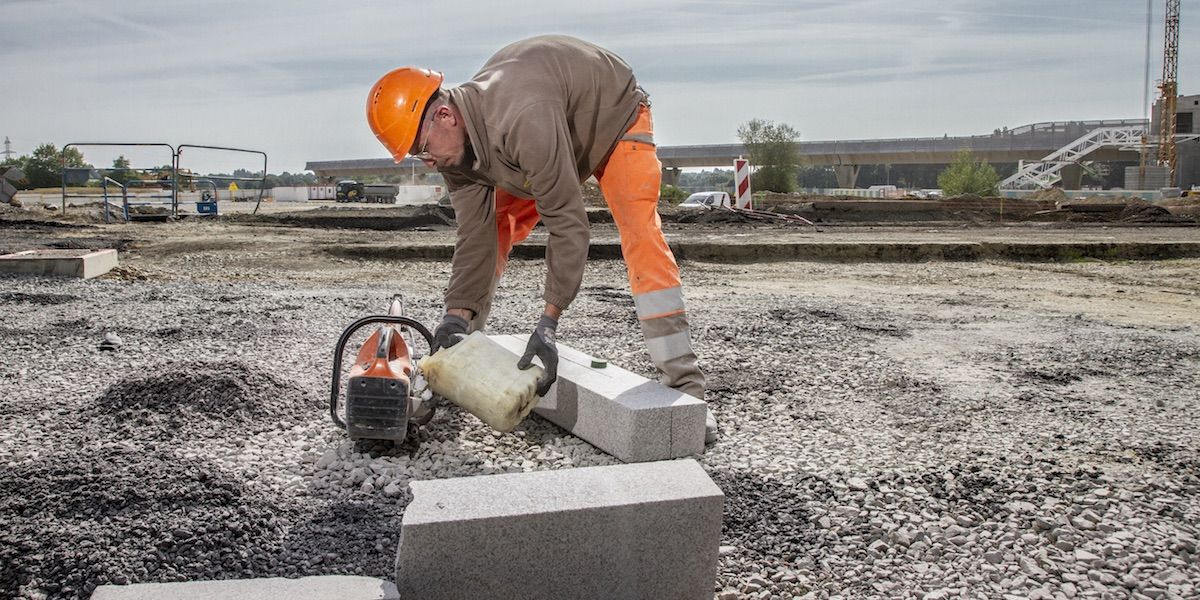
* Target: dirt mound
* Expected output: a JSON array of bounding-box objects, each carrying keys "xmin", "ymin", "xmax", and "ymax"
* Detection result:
[
  {"xmin": 947, "ymin": 193, "xmax": 986, "ymax": 202},
  {"xmin": 0, "ymin": 203, "xmax": 97, "ymax": 228},
  {"xmin": 1119, "ymin": 200, "xmax": 1188, "ymax": 223},
  {"xmin": 766, "ymin": 201, "xmax": 818, "ymax": 215},
  {"xmin": 672, "ymin": 209, "xmax": 761, "ymax": 224},
  {"xmin": 1158, "ymin": 195, "xmax": 1200, "ymax": 207},
  {"xmin": 760, "ymin": 192, "xmax": 820, "ymax": 204},
  {"xmin": 1028, "ymin": 188, "xmax": 1069, "ymax": 203},
  {"xmin": 229, "ymin": 204, "xmax": 455, "ymax": 231},
  {"xmin": 90, "ymin": 361, "xmax": 319, "ymax": 439},
  {"xmin": 1043, "ymin": 199, "xmax": 1195, "ymax": 224},
  {"xmin": 127, "ymin": 205, "xmax": 169, "ymax": 216}
]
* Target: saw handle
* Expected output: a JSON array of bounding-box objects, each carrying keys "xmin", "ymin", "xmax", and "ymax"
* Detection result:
[{"xmin": 330, "ymin": 315, "xmax": 435, "ymax": 430}]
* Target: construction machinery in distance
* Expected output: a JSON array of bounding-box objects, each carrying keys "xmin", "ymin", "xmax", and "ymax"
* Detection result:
[{"xmin": 335, "ymin": 180, "xmax": 399, "ymax": 203}]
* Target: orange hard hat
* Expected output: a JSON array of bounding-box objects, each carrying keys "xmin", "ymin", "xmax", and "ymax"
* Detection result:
[{"xmin": 366, "ymin": 67, "xmax": 445, "ymax": 162}]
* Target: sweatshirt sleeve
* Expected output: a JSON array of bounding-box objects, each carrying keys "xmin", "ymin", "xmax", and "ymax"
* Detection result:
[
  {"xmin": 442, "ymin": 172, "xmax": 497, "ymax": 316},
  {"xmin": 508, "ymin": 103, "xmax": 590, "ymax": 311}
]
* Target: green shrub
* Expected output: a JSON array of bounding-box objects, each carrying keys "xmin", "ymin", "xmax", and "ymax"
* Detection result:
[
  {"xmin": 660, "ymin": 184, "xmax": 688, "ymax": 204},
  {"xmin": 938, "ymin": 149, "xmax": 999, "ymax": 196}
]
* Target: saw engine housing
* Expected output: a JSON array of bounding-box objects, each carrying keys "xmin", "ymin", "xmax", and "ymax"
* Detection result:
[{"xmin": 330, "ymin": 311, "xmax": 434, "ymax": 442}]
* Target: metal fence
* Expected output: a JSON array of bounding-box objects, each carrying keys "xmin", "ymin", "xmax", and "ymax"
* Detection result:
[{"xmin": 60, "ymin": 142, "xmax": 267, "ymax": 221}]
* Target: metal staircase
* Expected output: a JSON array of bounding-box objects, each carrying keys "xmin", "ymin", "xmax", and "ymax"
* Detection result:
[{"xmin": 1000, "ymin": 126, "xmax": 1147, "ymax": 190}]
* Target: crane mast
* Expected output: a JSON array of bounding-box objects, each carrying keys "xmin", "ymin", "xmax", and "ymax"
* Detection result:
[{"xmin": 1157, "ymin": 0, "xmax": 1181, "ymax": 182}]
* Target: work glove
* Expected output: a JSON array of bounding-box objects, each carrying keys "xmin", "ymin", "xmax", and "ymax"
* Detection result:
[
  {"xmin": 518, "ymin": 315, "xmax": 558, "ymax": 396},
  {"xmin": 431, "ymin": 314, "xmax": 469, "ymax": 352}
]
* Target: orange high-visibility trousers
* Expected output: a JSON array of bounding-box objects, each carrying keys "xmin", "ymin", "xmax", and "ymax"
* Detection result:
[{"xmin": 489, "ymin": 103, "xmax": 705, "ymax": 400}]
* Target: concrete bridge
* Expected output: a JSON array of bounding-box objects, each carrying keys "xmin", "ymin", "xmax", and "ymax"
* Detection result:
[{"xmin": 307, "ymin": 119, "xmax": 1146, "ymax": 188}]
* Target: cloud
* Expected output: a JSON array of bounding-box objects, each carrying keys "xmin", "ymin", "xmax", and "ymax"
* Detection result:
[{"xmin": 1, "ymin": 0, "xmax": 1189, "ymax": 171}]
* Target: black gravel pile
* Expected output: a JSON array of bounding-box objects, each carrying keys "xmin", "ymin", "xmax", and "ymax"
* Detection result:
[
  {"xmin": 276, "ymin": 500, "xmax": 403, "ymax": 577},
  {"xmin": 89, "ymin": 362, "xmax": 321, "ymax": 439},
  {"xmin": 0, "ymin": 292, "xmax": 79, "ymax": 305},
  {"xmin": 0, "ymin": 448, "xmax": 290, "ymax": 600},
  {"xmin": 712, "ymin": 469, "xmax": 825, "ymax": 564}
]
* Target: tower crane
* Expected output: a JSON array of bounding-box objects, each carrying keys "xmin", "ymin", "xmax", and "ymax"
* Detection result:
[{"xmin": 1158, "ymin": 0, "xmax": 1181, "ymax": 183}]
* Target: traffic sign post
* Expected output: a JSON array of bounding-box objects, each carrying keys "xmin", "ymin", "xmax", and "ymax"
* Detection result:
[{"xmin": 734, "ymin": 157, "xmax": 752, "ymax": 209}]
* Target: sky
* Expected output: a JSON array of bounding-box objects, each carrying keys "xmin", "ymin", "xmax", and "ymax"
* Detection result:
[{"xmin": 2, "ymin": 0, "xmax": 1197, "ymax": 173}]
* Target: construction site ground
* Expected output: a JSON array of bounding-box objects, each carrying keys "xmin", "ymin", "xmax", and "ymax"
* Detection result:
[{"xmin": 1, "ymin": 203, "xmax": 1198, "ymax": 599}]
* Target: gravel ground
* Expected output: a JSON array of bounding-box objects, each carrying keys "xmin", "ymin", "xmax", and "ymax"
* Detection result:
[{"xmin": 1, "ymin": 221, "xmax": 1199, "ymax": 600}]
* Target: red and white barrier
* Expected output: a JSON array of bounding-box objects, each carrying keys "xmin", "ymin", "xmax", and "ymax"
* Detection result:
[{"xmin": 734, "ymin": 158, "xmax": 752, "ymax": 209}]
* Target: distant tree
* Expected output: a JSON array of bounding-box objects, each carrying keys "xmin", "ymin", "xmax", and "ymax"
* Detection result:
[
  {"xmin": 151, "ymin": 165, "xmax": 174, "ymax": 186},
  {"xmin": 108, "ymin": 155, "xmax": 134, "ymax": 185},
  {"xmin": 796, "ymin": 165, "xmax": 837, "ymax": 189},
  {"xmin": 937, "ymin": 150, "xmax": 999, "ymax": 196},
  {"xmin": 896, "ymin": 164, "xmax": 949, "ymax": 190},
  {"xmin": 737, "ymin": 119, "xmax": 799, "ymax": 193},
  {"xmin": 201, "ymin": 169, "xmax": 319, "ymax": 189},
  {"xmin": 14, "ymin": 143, "xmax": 89, "ymax": 189},
  {"xmin": 677, "ymin": 168, "xmax": 734, "ymax": 193},
  {"xmin": 856, "ymin": 165, "xmax": 894, "ymax": 188},
  {"xmin": 273, "ymin": 171, "xmax": 318, "ymax": 187}
]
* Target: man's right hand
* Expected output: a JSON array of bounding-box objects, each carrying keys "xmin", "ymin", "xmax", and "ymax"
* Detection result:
[{"xmin": 432, "ymin": 314, "xmax": 469, "ymax": 352}]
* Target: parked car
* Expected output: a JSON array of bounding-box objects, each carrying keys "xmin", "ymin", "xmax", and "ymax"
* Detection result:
[{"xmin": 679, "ymin": 191, "xmax": 732, "ymax": 209}]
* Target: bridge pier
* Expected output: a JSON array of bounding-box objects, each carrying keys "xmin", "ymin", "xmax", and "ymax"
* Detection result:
[
  {"xmin": 833, "ymin": 165, "xmax": 860, "ymax": 188},
  {"xmin": 661, "ymin": 167, "xmax": 681, "ymax": 187},
  {"xmin": 1059, "ymin": 164, "xmax": 1083, "ymax": 190}
]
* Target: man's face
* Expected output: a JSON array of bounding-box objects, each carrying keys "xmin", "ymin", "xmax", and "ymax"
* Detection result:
[{"xmin": 413, "ymin": 105, "xmax": 466, "ymax": 169}]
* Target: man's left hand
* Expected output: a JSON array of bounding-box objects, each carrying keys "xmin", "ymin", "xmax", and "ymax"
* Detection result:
[{"xmin": 518, "ymin": 315, "xmax": 558, "ymax": 396}]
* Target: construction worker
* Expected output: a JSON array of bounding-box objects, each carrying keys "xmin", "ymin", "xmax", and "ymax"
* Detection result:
[{"xmin": 367, "ymin": 35, "xmax": 716, "ymax": 443}]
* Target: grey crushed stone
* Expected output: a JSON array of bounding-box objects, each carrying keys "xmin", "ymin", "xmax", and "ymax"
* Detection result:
[{"xmin": 1, "ymin": 250, "xmax": 1198, "ymax": 599}]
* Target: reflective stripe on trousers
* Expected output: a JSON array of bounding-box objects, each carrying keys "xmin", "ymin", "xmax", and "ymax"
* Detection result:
[
  {"xmin": 596, "ymin": 104, "xmax": 705, "ymax": 399},
  {"xmin": 639, "ymin": 298, "xmax": 705, "ymax": 399},
  {"xmin": 482, "ymin": 104, "xmax": 706, "ymax": 400}
]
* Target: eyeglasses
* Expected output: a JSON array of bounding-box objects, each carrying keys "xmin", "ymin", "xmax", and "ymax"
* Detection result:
[{"xmin": 411, "ymin": 108, "xmax": 436, "ymax": 161}]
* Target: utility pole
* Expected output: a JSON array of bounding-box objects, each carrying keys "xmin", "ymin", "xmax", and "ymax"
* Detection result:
[{"xmin": 1, "ymin": 137, "xmax": 14, "ymax": 163}]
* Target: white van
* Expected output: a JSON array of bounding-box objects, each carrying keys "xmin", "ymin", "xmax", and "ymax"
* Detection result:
[{"xmin": 679, "ymin": 191, "xmax": 732, "ymax": 209}]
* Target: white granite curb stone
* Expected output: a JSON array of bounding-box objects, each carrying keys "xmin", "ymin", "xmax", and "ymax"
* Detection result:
[
  {"xmin": 0, "ymin": 248, "xmax": 118, "ymax": 279},
  {"xmin": 89, "ymin": 575, "xmax": 400, "ymax": 599},
  {"xmin": 491, "ymin": 334, "xmax": 707, "ymax": 462},
  {"xmin": 395, "ymin": 459, "xmax": 724, "ymax": 599}
]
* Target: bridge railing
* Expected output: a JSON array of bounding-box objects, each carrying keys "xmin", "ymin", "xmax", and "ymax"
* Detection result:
[
  {"xmin": 1004, "ymin": 119, "xmax": 1147, "ymax": 137},
  {"xmin": 657, "ymin": 119, "xmax": 1150, "ymax": 155}
]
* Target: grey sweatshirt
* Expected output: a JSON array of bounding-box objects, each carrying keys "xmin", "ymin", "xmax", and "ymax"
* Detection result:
[{"xmin": 438, "ymin": 35, "xmax": 645, "ymax": 315}]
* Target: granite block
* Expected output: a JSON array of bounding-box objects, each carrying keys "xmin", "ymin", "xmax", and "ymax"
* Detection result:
[
  {"xmin": 90, "ymin": 575, "xmax": 399, "ymax": 600},
  {"xmin": 0, "ymin": 248, "xmax": 118, "ymax": 279},
  {"xmin": 490, "ymin": 334, "xmax": 706, "ymax": 462},
  {"xmin": 395, "ymin": 459, "xmax": 723, "ymax": 600}
]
